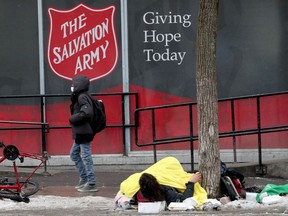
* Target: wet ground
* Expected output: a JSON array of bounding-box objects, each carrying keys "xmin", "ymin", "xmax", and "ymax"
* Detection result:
[
  {"xmin": 0, "ymin": 166, "xmax": 287, "ymax": 215},
  {"xmin": 32, "ymin": 167, "xmax": 288, "ymax": 198}
]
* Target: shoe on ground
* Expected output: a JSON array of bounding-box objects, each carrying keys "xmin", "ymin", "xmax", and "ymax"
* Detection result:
[
  {"xmin": 77, "ymin": 183, "xmax": 98, "ymax": 192},
  {"xmin": 75, "ymin": 180, "xmax": 87, "ymax": 189}
]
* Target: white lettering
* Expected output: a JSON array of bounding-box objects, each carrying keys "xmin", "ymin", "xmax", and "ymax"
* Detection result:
[
  {"xmin": 78, "ymin": 13, "xmax": 87, "ymax": 30},
  {"xmin": 74, "ymin": 40, "xmax": 110, "ymax": 75},
  {"xmin": 52, "ymin": 47, "xmax": 62, "ymax": 64},
  {"xmin": 99, "ymin": 40, "xmax": 109, "ymax": 59},
  {"xmin": 144, "ymin": 30, "xmax": 181, "ymax": 47},
  {"xmin": 143, "ymin": 48, "xmax": 186, "ymax": 65},
  {"xmin": 54, "ymin": 19, "xmax": 109, "ymax": 64},
  {"xmin": 143, "ymin": 11, "xmax": 191, "ymax": 28},
  {"xmin": 60, "ymin": 13, "xmax": 87, "ymax": 38},
  {"xmin": 60, "ymin": 22, "xmax": 69, "ymax": 38}
]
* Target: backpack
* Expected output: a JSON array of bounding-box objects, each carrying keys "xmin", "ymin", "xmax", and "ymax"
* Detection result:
[
  {"xmin": 88, "ymin": 95, "xmax": 106, "ymax": 134},
  {"xmin": 220, "ymin": 161, "xmax": 245, "ymax": 200},
  {"xmin": 220, "ymin": 176, "xmax": 241, "ymax": 201}
]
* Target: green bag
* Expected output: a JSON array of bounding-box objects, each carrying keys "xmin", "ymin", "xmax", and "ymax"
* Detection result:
[{"xmin": 256, "ymin": 184, "xmax": 288, "ymax": 203}]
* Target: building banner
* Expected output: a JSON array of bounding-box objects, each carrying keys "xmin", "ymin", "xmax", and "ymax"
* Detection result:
[
  {"xmin": 42, "ymin": 0, "xmax": 123, "ymax": 155},
  {"xmin": 0, "ymin": 0, "xmax": 288, "ymax": 157},
  {"xmin": 48, "ymin": 4, "xmax": 118, "ymax": 81}
]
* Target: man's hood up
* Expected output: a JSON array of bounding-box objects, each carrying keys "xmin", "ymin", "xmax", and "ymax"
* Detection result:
[{"xmin": 72, "ymin": 75, "xmax": 90, "ymax": 94}]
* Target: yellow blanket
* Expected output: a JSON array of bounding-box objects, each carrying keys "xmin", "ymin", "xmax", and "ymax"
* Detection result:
[{"xmin": 119, "ymin": 156, "xmax": 207, "ymax": 206}]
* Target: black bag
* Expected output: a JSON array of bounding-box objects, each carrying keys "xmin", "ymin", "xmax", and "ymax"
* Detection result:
[
  {"xmin": 88, "ymin": 96, "xmax": 106, "ymax": 134},
  {"xmin": 221, "ymin": 161, "xmax": 245, "ymax": 185}
]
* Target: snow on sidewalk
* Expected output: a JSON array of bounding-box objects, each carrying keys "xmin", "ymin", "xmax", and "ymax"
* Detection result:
[
  {"xmin": 0, "ymin": 195, "xmax": 115, "ymax": 211},
  {"xmin": 0, "ymin": 195, "xmax": 287, "ymax": 213},
  {"xmin": 221, "ymin": 196, "xmax": 288, "ymax": 210}
]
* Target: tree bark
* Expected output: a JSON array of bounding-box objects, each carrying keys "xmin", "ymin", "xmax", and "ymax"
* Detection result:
[{"xmin": 196, "ymin": 0, "xmax": 221, "ymax": 198}]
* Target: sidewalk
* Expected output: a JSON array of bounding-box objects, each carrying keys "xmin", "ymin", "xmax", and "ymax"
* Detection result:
[
  {"xmin": 1, "ymin": 163, "xmax": 287, "ymax": 215},
  {"xmin": 34, "ymin": 168, "xmax": 132, "ymax": 198},
  {"xmin": 32, "ymin": 165, "xmax": 287, "ymax": 198}
]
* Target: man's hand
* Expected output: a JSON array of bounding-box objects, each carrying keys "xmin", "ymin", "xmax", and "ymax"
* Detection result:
[{"xmin": 189, "ymin": 172, "xmax": 202, "ymax": 183}]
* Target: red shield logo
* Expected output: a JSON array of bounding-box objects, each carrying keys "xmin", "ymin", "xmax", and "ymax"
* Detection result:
[{"xmin": 48, "ymin": 4, "xmax": 118, "ymax": 81}]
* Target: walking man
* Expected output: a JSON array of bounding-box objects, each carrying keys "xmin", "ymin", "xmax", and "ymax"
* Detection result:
[{"xmin": 69, "ymin": 75, "xmax": 98, "ymax": 192}]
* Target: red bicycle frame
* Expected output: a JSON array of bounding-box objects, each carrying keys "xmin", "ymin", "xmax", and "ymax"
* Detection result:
[{"xmin": 0, "ymin": 151, "xmax": 47, "ymax": 193}]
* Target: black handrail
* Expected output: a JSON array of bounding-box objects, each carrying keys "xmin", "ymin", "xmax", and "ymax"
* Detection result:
[
  {"xmin": 1, "ymin": 90, "xmax": 287, "ymax": 174},
  {"xmin": 134, "ymin": 91, "xmax": 288, "ymax": 173},
  {"xmin": 0, "ymin": 92, "xmax": 138, "ymax": 157}
]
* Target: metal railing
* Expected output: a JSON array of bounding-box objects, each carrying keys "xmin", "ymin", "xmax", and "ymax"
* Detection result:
[
  {"xmin": 1, "ymin": 91, "xmax": 288, "ymax": 174},
  {"xmin": 0, "ymin": 92, "xmax": 139, "ymax": 162},
  {"xmin": 134, "ymin": 91, "xmax": 288, "ymax": 173}
]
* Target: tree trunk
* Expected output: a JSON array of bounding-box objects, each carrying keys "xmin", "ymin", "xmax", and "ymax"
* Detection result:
[{"xmin": 196, "ymin": 0, "xmax": 221, "ymax": 198}]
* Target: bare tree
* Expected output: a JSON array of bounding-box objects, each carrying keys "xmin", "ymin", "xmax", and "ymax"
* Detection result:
[{"xmin": 196, "ymin": 0, "xmax": 221, "ymax": 198}]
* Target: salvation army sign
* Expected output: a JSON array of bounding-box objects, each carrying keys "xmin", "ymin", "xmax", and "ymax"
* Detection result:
[{"xmin": 48, "ymin": 4, "xmax": 118, "ymax": 81}]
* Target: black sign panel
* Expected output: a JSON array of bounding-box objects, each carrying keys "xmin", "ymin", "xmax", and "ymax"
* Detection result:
[
  {"xmin": 128, "ymin": 0, "xmax": 199, "ymax": 99},
  {"xmin": 0, "ymin": 0, "xmax": 39, "ymax": 98},
  {"xmin": 128, "ymin": 0, "xmax": 288, "ymax": 99}
]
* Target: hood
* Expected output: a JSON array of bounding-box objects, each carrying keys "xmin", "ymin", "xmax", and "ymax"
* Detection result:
[{"xmin": 72, "ymin": 75, "xmax": 90, "ymax": 94}]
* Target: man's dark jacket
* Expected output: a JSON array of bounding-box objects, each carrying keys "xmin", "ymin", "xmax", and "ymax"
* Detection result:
[
  {"xmin": 163, "ymin": 182, "xmax": 195, "ymax": 205},
  {"xmin": 69, "ymin": 75, "xmax": 94, "ymax": 144}
]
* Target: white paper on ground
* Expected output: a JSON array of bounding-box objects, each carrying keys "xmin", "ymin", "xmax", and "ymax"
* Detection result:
[
  {"xmin": 246, "ymin": 193, "xmax": 258, "ymax": 202},
  {"xmin": 262, "ymin": 195, "xmax": 282, "ymax": 205},
  {"xmin": 138, "ymin": 201, "xmax": 166, "ymax": 213},
  {"xmin": 168, "ymin": 202, "xmax": 188, "ymax": 211},
  {"xmin": 183, "ymin": 197, "xmax": 198, "ymax": 209}
]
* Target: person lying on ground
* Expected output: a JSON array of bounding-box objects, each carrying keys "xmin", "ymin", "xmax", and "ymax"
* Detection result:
[
  {"xmin": 114, "ymin": 156, "xmax": 207, "ymax": 208},
  {"xmin": 130, "ymin": 172, "xmax": 202, "ymax": 206}
]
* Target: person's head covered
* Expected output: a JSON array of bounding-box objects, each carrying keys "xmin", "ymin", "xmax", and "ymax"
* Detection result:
[
  {"xmin": 139, "ymin": 173, "xmax": 164, "ymax": 201},
  {"xmin": 71, "ymin": 75, "xmax": 90, "ymax": 94}
]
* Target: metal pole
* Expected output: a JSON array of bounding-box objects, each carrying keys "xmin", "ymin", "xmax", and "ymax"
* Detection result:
[
  {"xmin": 37, "ymin": 0, "xmax": 45, "ymax": 99},
  {"xmin": 37, "ymin": 0, "xmax": 49, "ymax": 175},
  {"xmin": 121, "ymin": 94, "xmax": 127, "ymax": 156},
  {"xmin": 120, "ymin": 0, "xmax": 131, "ymax": 156},
  {"xmin": 256, "ymin": 97, "xmax": 263, "ymax": 168},
  {"xmin": 189, "ymin": 104, "xmax": 194, "ymax": 171},
  {"xmin": 152, "ymin": 109, "xmax": 157, "ymax": 163},
  {"xmin": 231, "ymin": 100, "xmax": 237, "ymax": 162}
]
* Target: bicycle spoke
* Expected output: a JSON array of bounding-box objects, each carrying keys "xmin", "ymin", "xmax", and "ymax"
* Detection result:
[{"xmin": 21, "ymin": 180, "xmax": 39, "ymax": 196}]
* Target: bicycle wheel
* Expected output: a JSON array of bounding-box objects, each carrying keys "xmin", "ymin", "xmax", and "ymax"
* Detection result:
[{"xmin": 0, "ymin": 178, "xmax": 39, "ymax": 202}]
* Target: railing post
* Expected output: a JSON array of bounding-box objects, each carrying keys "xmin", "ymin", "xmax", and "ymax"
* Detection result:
[
  {"xmin": 231, "ymin": 100, "xmax": 237, "ymax": 162},
  {"xmin": 152, "ymin": 109, "xmax": 157, "ymax": 163},
  {"xmin": 121, "ymin": 94, "xmax": 127, "ymax": 156},
  {"xmin": 189, "ymin": 104, "xmax": 194, "ymax": 171},
  {"xmin": 256, "ymin": 97, "xmax": 262, "ymax": 166},
  {"xmin": 40, "ymin": 96, "xmax": 49, "ymax": 176},
  {"xmin": 256, "ymin": 97, "xmax": 266, "ymax": 175}
]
